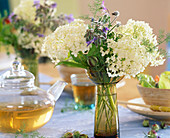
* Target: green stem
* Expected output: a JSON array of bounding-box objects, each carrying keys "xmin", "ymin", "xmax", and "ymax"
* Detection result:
[
  {"xmin": 96, "ymin": 99, "xmax": 105, "ymax": 131},
  {"xmin": 95, "ymin": 84, "xmax": 118, "ymax": 136},
  {"xmin": 103, "ymin": 99, "xmax": 112, "ymax": 133}
]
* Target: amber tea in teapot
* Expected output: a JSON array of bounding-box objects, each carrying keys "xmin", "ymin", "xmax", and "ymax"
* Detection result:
[
  {"xmin": 0, "ymin": 103, "xmax": 54, "ymax": 133},
  {"xmin": 0, "ymin": 60, "xmax": 67, "ymax": 133}
]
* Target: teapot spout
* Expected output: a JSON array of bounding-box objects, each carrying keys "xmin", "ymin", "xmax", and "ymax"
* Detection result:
[{"xmin": 47, "ymin": 81, "xmax": 68, "ymax": 101}]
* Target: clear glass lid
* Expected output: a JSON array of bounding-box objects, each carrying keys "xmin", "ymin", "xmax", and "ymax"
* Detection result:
[{"xmin": 0, "ymin": 60, "xmax": 35, "ymax": 88}]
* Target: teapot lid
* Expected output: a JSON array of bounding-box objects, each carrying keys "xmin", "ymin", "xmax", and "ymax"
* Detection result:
[{"xmin": 0, "ymin": 60, "xmax": 35, "ymax": 88}]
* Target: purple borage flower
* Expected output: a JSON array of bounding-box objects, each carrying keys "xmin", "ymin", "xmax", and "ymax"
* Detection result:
[
  {"xmin": 65, "ymin": 14, "xmax": 74, "ymax": 23},
  {"xmin": 51, "ymin": 3, "xmax": 57, "ymax": 8},
  {"xmin": 102, "ymin": 27, "xmax": 109, "ymax": 33},
  {"xmin": 37, "ymin": 33, "xmax": 45, "ymax": 37},
  {"xmin": 86, "ymin": 37, "xmax": 97, "ymax": 46},
  {"xmin": 34, "ymin": 0, "xmax": 40, "ymax": 9}
]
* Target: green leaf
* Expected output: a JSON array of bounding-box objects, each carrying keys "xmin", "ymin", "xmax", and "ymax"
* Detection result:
[
  {"xmin": 87, "ymin": 44, "xmax": 99, "ymax": 56},
  {"xmin": 70, "ymin": 51, "xmax": 88, "ymax": 67},
  {"xmin": 159, "ymin": 71, "xmax": 170, "ymax": 89},
  {"xmin": 137, "ymin": 73, "xmax": 155, "ymax": 88},
  {"xmin": 57, "ymin": 61, "xmax": 87, "ymax": 69}
]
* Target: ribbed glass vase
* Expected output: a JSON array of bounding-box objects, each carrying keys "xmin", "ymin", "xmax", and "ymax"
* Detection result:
[{"xmin": 86, "ymin": 70, "xmax": 124, "ymax": 138}]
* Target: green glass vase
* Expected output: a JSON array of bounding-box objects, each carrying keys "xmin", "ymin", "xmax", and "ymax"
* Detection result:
[
  {"xmin": 86, "ymin": 70, "xmax": 124, "ymax": 138},
  {"xmin": 21, "ymin": 56, "xmax": 39, "ymax": 86}
]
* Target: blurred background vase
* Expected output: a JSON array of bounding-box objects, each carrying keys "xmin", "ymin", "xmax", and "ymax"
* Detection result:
[
  {"xmin": 21, "ymin": 57, "xmax": 39, "ymax": 86},
  {"xmin": 20, "ymin": 51, "xmax": 39, "ymax": 87}
]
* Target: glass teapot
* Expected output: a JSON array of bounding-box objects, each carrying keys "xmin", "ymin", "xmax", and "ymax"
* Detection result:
[{"xmin": 0, "ymin": 60, "xmax": 67, "ymax": 133}]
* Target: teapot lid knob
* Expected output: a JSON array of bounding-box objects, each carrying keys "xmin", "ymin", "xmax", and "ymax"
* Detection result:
[{"xmin": 12, "ymin": 60, "xmax": 22, "ymax": 71}]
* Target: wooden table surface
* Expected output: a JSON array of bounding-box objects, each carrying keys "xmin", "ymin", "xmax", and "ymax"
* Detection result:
[{"xmin": 39, "ymin": 63, "xmax": 141, "ymax": 102}]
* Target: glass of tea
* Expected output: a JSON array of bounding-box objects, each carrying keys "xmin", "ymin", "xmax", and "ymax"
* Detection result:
[{"xmin": 70, "ymin": 74, "xmax": 96, "ymax": 109}]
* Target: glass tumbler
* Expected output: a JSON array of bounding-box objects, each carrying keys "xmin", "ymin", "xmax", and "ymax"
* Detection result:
[{"xmin": 71, "ymin": 74, "xmax": 96, "ymax": 109}]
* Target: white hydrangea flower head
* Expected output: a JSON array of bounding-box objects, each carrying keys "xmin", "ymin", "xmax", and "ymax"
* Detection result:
[
  {"xmin": 14, "ymin": 0, "xmax": 56, "ymax": 24},
  {"xmin": 117, "ymin": 19, "xmax": 158, "ymax": 46},
  {"xmin": 42, "ymin": 19, "xmax": 89, "ymax": 64},
  {"xmin": 100, "ymin": 19, "xmax": 165, "ymax": 78}
]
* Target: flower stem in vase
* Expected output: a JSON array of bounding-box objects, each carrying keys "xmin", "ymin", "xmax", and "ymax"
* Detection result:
[{"xmin": 94, "ymin": 84, "xmax": 120, "ymax": 138}]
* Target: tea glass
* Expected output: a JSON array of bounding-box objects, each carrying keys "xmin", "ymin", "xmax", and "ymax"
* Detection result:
[{"xmin": 70, "ymin": 74, "xmax": 96, "ymax": 109}]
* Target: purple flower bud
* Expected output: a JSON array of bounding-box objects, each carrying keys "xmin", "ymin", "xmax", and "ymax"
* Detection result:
[
  {"xmin": 102, "ymin": 27, "xmax": 109, "ymax": 33},
  {"xmin": 91, "ymin": 18, "xmax": 94, "ymax": 22},
  {"xmin": 86, "ymin": 41, "xmax": 92, "ymax": 46},
  {"xmin": 34, "ymin": 0, "xmax": 40, "ymax": 5},
  {"xmin": 34, "ymin": 0, "xmax": 40, "ymax": 9},
  {"xmin": 37, "ymin": 33, "xmax": 45, "ymax": 37},
  {"xmin": 8, "ymin": 12, "xmax": 15, "ymax": 22},
  {"xmin": 102, "ymin": 1, "xmax": 107, "ymax": 11},
  {"xmin": 86, "ymin": 37, "xmax": 97, "ymax": 46},
  {"xmin": 51, "ymin": 3, "xmax": 57, "ymax": 8},
  {"xmin": 65, "ymin": 14, "xmax": 74, "ymax": 23},
  {"xmin": 152, "ymin": 130, "xmax": 156, "ymax": 134}
]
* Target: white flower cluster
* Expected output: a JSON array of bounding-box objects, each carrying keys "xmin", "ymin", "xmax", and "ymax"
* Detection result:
[
  {"xmin": 42, "ymin": 19, "xmax": 89, "ymax": 64},
  {"xmin": 14, "ymin": 0, "xmax": 55, "ymax": 54},
  {"xmin": 14, "ymin": 0, "xmax": 56, "ymax": 24},
  {"xmin": 101, "ymin": 19, "xmax": 165, "ymax": 78},
  {"xmin": 17, "ymin": 28, "xmax": 53, "ymax": 54},
  {"xmin": 17, "ymin": 31, "xmax": 44, "ymax": 54},
  {"xmin": 117, "ymin": 19, "xmax": 158, "ymax": 47}
]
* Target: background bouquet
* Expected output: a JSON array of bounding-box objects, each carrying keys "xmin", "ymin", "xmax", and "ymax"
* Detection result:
[
  {"xmin": 0, "ymin": 0, "xmax": 74, "ymax": 86},
  {"xmin": 0, "ymin": 0, "xmax": 74, "ymax": 58}
]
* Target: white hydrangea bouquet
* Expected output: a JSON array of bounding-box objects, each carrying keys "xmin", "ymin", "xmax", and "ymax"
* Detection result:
[
  {"xmin": 43, "ymin": 5, "xmax": 166, "ymax": 79},
  {"xmin": 43, "ymin": 0, "xmax": 168, "ymax": 137}
]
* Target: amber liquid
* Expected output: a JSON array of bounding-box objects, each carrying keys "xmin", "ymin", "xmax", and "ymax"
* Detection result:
[
  {"xmin": 72, "ymin": 82, "xmax": 96, "ymax": 106},
  {"xmin": 0, "ymin": 104, "xmax": 54, "ymax": 133},
  {"xmin": 94, "ymin": 134, "xmax": 119, "ymax": 138}
]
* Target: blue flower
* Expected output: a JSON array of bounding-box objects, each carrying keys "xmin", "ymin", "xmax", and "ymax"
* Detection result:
[{"xmin": 65, "ymin": 14, "xmax": 74, "ymax": 23}]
